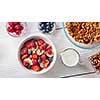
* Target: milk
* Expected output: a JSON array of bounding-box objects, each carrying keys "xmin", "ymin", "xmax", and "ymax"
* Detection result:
[{"xmin": 61, "ymin": 49, "xmax": 79, "ymax": 67}]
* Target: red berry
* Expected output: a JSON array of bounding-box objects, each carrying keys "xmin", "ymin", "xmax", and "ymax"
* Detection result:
[
  {"xmin": 14, "ymin": 22, "xmax": 20, "ymax": 25},
  {"xmin": 42, "ymin": 60, "xmax": 50, "ymax": 68},
  {"xmin": 23, "ymin": 61, "xmax": 29, "ymax": 67},
  {"xmin": 46, "ymin": 44, "xmax": 52, "ymax": 50},
  {"xmin": 41, "ymin": 54, "xmax": 46, "ymax": 61},
  {"xmin": 7, "ymin": 26, "xmax": 14, "ymax": 33},
  {"xmin": 37, "ymin": 39, "xmax": 45, "ymax": 46},
  {"xmin": 32, "ymin": 54, "xmax": 38, "ymax": 59},
  {"xmin": 21, "ymin": 47, "xmax": 28, "ymax": 55},
  {"xmin": 32, "ymin": 59, "xmax": 38, "ymax": 65},
  {"xmin": 15, "ymin": 24, "xmax": 21, "ymax": 30},
  {"xmin": 30, "ymin": 42, "xmax": 35, "ymax": 47},
  {"xmin": 15, "ymin": 30, "xmax": 21, "ymax": 35},
  {"xmin": 47, "ymin": 49, "xmax": 52, "ymax": 55},
  {"xmin": 21, "ymin": 54, "xmax": 28, "ymax": 60},
  {"xmin": 31, "ymin": 65, "xmax": 41, "ymax": 72},
  {"xmin": 39, "ymin": 43, "xmax": 46, "ymax": 50},
  {"xmin": 25, "ymin": 41, "xmax": 31, "ymax": 48},
  {"xmin": 8, "ymin": 22, "xmax": 14, "ymax": 26},
  {"xmin": 20, "ymin": 25, "xmax": 24, "ymax": 30}
]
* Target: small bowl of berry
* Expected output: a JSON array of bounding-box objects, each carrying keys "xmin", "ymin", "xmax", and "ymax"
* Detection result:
[
  {"xmin": 17, "ymin": 34, "xmax": 57, "ymax": 74},
  {"xmin": 6, "ymin": 22, "xmax": 27, "ymax": 37},
  {"xmin": 38, "ymin": 22, "xmax": 56, "ymax": 34}
]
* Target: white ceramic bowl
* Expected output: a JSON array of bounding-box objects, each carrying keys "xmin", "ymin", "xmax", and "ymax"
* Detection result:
[{"xmin": 17, "ymin": 33, "xmax": 57, "ymax": 74}]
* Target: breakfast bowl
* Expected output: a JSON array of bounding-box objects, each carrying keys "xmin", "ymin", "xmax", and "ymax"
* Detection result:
[{"xmin": 17, "ymin": 33, "xmax": 57, "ymax": 74}]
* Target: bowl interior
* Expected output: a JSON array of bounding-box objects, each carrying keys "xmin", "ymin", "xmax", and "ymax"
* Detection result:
[{"xmin": 18, "ymin": 34, "xmax": 57, "ymax": 74}]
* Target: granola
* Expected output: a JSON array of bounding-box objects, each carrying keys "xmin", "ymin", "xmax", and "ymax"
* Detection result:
[{"xmin": 65, "ymin": 22, "xmax": 100, "ymax": 44}]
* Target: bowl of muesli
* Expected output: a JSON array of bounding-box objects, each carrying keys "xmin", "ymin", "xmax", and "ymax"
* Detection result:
[
  {"xmin": 17, "ymin": 33, "xmax": 57, "ymax": 74},
  {"xmin": 63, "ymin": 22, "xmax": 100, "ymax": 49}
]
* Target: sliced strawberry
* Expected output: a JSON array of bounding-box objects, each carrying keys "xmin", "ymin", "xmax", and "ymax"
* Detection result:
[
  {"xmin": 25, "ymin": 41, "xmax": 31, "ymax": 48},
  {"xmin": 32, "ymin": 54, "xmax": 38, "ymax": 59},
  {"xmin": 21, "ymin": 47, "xmax": 28, "ymax": 55},
  {"xmin": 37, "ymin": 39, "xmax": 45, "ymax": 46},
  {"xmin": 47, "ymin": 49, "xmax": 52, "ymax": 55},
  {"xmin": 46, "ymin": 44, "xmax": 52, "ymax": 50},
  {"xmin": 39, "ymin": 43, "xmax": 46, "ymax": 50},
  {"xmin": 31, "ymin": 65, "xmax": 41, "ymax": 72},
  {"xmin": 32, "ymin": 59, "xmax": 38, "ymax": 65},
  {"xmin": 23, "ymin": 61, "xmax": 29, "ymax": 67},
  {"xmin": 41, "ymin": 54, "xmax": 46, "ymax": 61},
  {"xmin": 30, "ymin": 41, "xmax": 35, "ymax": 47},
  {"xmin": 42, "ymin": 60, "xmax": 50, "ymax": 68},
  {"xmin": 21, "ymin": 54, "xmax": 28, "ymax": 60}
]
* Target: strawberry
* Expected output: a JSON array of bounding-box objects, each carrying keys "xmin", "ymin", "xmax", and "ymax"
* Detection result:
[
  {"xmin": 32, "ymin": 54, "xmax": 38, "ymax": 59},
  {"xmin": 31, "ymin": 65, "xmax": 41, "ymax": 72},
  {"xmin": 32, "ymin": 59, "xmax": 38, "ymax": 65},
  {"xmin": 25, "ymin": 41, "xmax": 31, "ymax": 48},
  {"xmin": 41, "ymin": 54, "xmax": 46, "ymax": 61},
  {"xmin": 30, "ymin": 41, "xmax": 35, "ymax": 47},
  {"xmin": 37, "ymin": 39, "xmax": 45, "ymax": 46},
  {"xmin": 23, "ymin": 61, "xmax": 29, "ymax": 67},
  {"xmin": 21, "ymin": 54, "xmax": 28, "ymax": 60},
  {"xmin": 47, "ymin": 49, "xmax": 52, "ymax": 55},
  {"xmin": 39, "ymin": 43, "xmax": 46, "ymax": 50},
  {"xmin": 42, "ymin": 60, "xmax": 50, "ymax": 68},
  {"xmin": 21, "ymin": 47, "xmax": 28, "ymax": 55},
  {"xmin": 46, "ymin": 44, "xmax": 52, "ymax": 50}
]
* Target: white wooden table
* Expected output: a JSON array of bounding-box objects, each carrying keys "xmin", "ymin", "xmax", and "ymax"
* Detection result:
[{"xmin": 0, "ymin": 22, "xmax": 99, "ymax": 78}]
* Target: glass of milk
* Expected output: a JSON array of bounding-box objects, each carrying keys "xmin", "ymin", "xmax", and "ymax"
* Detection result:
[{"xmin": 60, "ymin": 48, "xmax": 80, "ymax": 67}]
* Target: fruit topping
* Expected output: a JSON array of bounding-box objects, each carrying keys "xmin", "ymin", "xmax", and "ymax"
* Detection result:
[{"xmin": 20, "ymin": 38, "xmax": 54, "ymax": 72}]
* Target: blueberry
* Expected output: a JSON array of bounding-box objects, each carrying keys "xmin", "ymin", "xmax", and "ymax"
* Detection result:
[
  {"xmin": 46, "ymin": 25, "xmax": 49, "ymax": 29},
  {"xmin": 38, "ymin": 57, "xmax": 42, "ymax": 64},
  {"xmin": 42, "ymin": 29, "xmax": 46, "ymax": 33},
  {"xmin": 50, "ymin": 24, "xmax": 54, "ymax": 28},
  {"xmin": 46, "ymin": 22, "xmax": 49, "ymax": 25},
  {"xmin": 46, "ymin": 29, "xmax": 50, "ymax": 33},
  {"xmin": 48, "ymin": 57, "xmax": 53, "ymax": 62},
  {"xmin": 28, "ymin": 50, "xmax": 32, "ymax": 55}
]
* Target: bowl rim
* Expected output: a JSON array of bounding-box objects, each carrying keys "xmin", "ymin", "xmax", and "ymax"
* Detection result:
[
  {"xmin": 17, "ymin": 33, "xmax": 57, "ymax": 74},
  {"xmin": 62, "ymin": 22, "xmax": 100, "ymax": 50}
]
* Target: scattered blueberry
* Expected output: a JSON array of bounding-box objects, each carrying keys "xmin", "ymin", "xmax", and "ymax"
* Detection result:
[
  {"xmin": 28, "ymin": 49, "xmax": 33, "ymax": 55},
  {"xmin": 38, "ymin": 57, "xmax": 42, "ymax": 64},
  {"xmin": 39, "ymin": 22, "xmax": 55, "ymax": 34}
]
